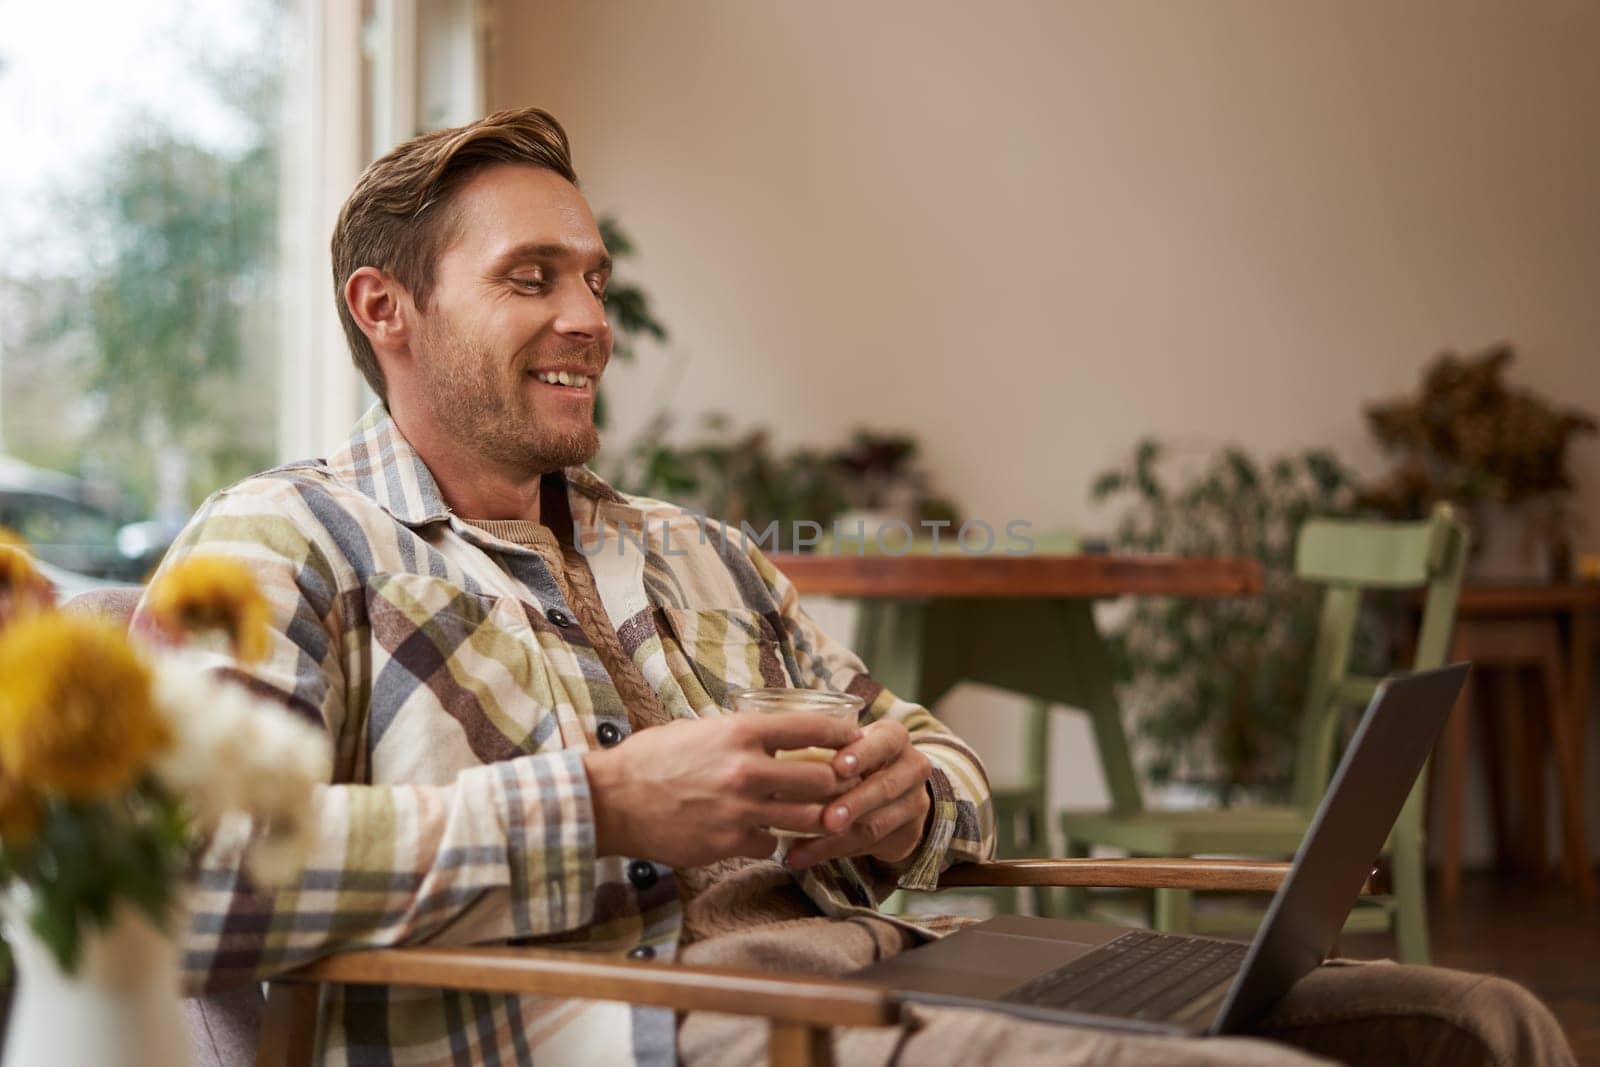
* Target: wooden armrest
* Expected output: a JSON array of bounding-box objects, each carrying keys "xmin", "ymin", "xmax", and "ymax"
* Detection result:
[
  {"xmin": 937, "ymin": 858, "xmax": 1382, "ymax": 896},
  {"xmin": 284, "ymin": 862, "xmax": 1374, "ymax": 1008},
  {"xmin": 282, "ymin": 945, "xmax": 897, "ymax": 1028},
  {"xmin": 258, "ymin": 863, "xmax": 1378, "ymax": 1067}
]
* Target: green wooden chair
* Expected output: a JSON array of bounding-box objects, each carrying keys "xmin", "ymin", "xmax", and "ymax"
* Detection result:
[{"xmin": 1057, "ymin": 506, "xmax": 1469, "ymax": 963}]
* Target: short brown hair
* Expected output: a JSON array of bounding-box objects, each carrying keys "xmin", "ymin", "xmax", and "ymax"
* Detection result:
[{"xmin": 331, "ymin": 106, "xmax": 578, "ymax": 398}]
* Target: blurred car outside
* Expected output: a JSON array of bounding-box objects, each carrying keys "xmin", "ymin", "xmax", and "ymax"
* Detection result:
[{"xmin": 0, "ymin": 455, "xmax": 169, "ymax": 592}]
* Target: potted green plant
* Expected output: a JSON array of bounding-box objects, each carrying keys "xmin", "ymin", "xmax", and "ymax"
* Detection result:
[
  {"xmin": 592, "ymin": 217, "xmax": 669, "ymax": 432},
  {"xmin": 606, "ymin": 413, "xmax": 851, "ymax": 550},
  {"xmin": 830, "ymin": 431, "xmax": 920, "ymax": 520},
  {"xmin": 1090, "ymin": 439, "xmax": 1369, "ymax": 803},
  {"xmin": 608, "ymin": 419, "xmax": 961, "ymax": 552}
]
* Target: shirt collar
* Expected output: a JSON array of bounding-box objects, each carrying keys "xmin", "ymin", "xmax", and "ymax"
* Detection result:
[{"xmin": 326, "ymin": 404, "xmax": 630, "ymax": 529}]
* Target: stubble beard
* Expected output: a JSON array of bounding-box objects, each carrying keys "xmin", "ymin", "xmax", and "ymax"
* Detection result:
[{"xmin": 416, "ymin": 318, "xmax": 602, "ymax": 476}]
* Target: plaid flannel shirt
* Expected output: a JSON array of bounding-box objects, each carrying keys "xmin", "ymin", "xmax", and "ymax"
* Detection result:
[{"xmin": 138, "ymin": 405, "xmax": 994, "ymax": 1066}]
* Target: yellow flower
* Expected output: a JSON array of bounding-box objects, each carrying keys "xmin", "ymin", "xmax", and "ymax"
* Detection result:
[
  {"xmin": 0, "ymin": 527, "xmax": 55, "ymax": 619},
  {"xmin": 0, "ymin": 547, "xmax": 43, "ymax": 596},
  {"xmin": 0, "ymin": 773, "xmax": 43, "ymax": 847},
  {"xmin": 0, "ymin": 614, "xmax": 167, "ymax": 799},
  {"xmin": 144, "ymin": 556, "xmax": 271, "ymax": 664}
]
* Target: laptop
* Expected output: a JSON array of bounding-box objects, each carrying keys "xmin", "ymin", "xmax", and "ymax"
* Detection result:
[{"xmin": 854, "ymin": 663, "xmax": 1469, "ymax": 1036}]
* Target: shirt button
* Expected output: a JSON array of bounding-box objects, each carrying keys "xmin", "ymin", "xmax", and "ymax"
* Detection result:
[
  {"xmin": 546, "ymin": 607, "xmax": 573, "ymax": 628},
  {"xmin": 596, "ymin": 722, "xmax": 624, "ymax": 747},
  {"xmin": 627, "ymin": 945, "xmax": 656, "ymax": 961},
  {"xmin": 627, "ymin": 859, "xmax": 659, "ymax": 890}
]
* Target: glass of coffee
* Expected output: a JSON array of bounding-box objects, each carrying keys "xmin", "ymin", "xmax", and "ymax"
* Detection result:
[{"xmin": 728, "ymin": 687, "xmax": 865, "ymax": 839}]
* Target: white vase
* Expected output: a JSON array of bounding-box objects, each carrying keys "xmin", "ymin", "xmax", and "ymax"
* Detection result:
[
  {"xmin": 2, "ymin": 897, "xmax": 194, "ymax": 1067},
  {"xmin": 830, "ymin": 508, "xmax": 921, "ymax": 553},
  {"xmin": 1465, "ymin": 500, "xmax": 1551, "ymax": 581}
]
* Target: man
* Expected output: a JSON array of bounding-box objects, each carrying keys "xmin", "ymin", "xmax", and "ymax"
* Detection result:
[{"xmin": 142, "ymin": 107, "xmax": 1572, "ymax": 1066}]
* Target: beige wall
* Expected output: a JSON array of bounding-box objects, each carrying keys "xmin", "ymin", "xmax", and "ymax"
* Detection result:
[
  {"xmin": 489, "ymin": 1, "xmax": 1600, "ymax": 857},
  {"xmin": 489, "ymin": 0, "xmax": 1600, "ymax": 543}
]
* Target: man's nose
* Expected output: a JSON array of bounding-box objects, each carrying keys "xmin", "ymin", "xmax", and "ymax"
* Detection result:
[{"xmin": 552, "ymin": 280, "xmax": 610, "ymax": 347}]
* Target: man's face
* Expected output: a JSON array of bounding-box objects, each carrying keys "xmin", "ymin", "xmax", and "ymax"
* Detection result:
[{"xmin": 406, "ymin": 163, "xmax": 613, "ymax": 475}]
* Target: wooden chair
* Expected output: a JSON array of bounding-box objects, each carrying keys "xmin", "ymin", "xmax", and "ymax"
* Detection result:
[
  {"xmin": 51, "ymin": 589, "xmax": 1355, "ymax": 1066},
  {"xmin": 984, "ymin": 698, "xmax": 1055, "ymax": 914},
  {"xmin": 1434, "ymin": 610, "xmax": 1595, "ymax": 902},
  {"xmin": 253, "ymin": 856, "xmax": 1353, "ymax": 1067},
  {"xmin": 1057, "ymin": 506, "xmax": 1469, "ymax": 964}
]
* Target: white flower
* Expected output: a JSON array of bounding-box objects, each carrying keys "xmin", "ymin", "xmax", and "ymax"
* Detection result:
[{"xmin": 150, "ymin": 655, "xmax": 331, "ymax": 885}]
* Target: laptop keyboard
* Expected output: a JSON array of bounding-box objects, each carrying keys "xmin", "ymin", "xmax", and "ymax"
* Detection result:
[{"xmin": 999, "ymin": 930, "xmax": 1247, "ymax": 1020}]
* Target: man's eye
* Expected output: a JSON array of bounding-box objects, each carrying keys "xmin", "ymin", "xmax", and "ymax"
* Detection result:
[{"xmin": 511, "ymin": 276, "xmax": 544, "ymax": 292}]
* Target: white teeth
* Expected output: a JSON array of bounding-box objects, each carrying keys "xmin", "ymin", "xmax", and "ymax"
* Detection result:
[{"xmin": 534, "ymin": 370, "xmax": 591, "ymax": 387}]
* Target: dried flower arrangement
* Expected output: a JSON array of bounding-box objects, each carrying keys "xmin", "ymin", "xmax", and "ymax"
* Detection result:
[
  {"xmin": 1362, "ymin": 344, "xmax": 1595, "ymax": 512},
  {"xmin": 1360, "ymin": 344, "xmax": 1595, "ymax": 575}
]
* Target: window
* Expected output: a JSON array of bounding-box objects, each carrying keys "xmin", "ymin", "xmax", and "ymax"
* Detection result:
[
  {"xmin": 0, "ymin": 0, "xmax": 297, "ymax": 584},
  {"xmin": 1, "ymin": 1, "xmax": 483, "ymax": 589}
]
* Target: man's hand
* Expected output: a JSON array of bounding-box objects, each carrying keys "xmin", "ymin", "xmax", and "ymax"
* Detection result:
[
  {"xmin": 582, "ymin": 713, "xmax": 862, "ymax": 868},
  {"xmin": 783, "ymin": 719, "xmax": 932, "ymax": 871}
]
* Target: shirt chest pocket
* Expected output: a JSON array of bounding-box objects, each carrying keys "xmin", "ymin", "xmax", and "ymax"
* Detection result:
[
  {"xmin": 655, "ymin": 606, "xmax": 794, "ymax": 710},
  {"xmin": 363, "ymin": 572, "xmax": 568, "ymax": 781}
]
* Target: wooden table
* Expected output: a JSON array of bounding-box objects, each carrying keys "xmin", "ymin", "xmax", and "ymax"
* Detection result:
[
  {"xmin": 766, "ymin": 553, "xmax": 1262, "ymax": 815},
  {"xmin": 769, "ymin": 554, "xmax": 1262, "ymax": 601},
  {"xmin": 1433, "ymin": 582, "xmax": 1598, "ymax": 901}
]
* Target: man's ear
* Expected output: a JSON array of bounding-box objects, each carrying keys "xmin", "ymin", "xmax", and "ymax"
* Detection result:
[{"xmin": 344, "ymin": 267, "xmax": 414, "ymax": 367}]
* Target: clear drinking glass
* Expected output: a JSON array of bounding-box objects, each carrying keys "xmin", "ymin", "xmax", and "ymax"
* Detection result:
[{"xmin": 728, "ymin": 687, "xmax": 864, "ymax": 839}]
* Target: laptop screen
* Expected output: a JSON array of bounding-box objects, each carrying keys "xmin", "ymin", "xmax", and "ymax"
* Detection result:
[{"xmin": 1212, "ymin": 664, "xmax": 1469, "ymax": 1033}]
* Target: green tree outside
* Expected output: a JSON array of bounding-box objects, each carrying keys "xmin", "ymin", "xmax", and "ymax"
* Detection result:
[{"xmin": 1, "ymin": 2, "xmax": 284, "ymax": 524}]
